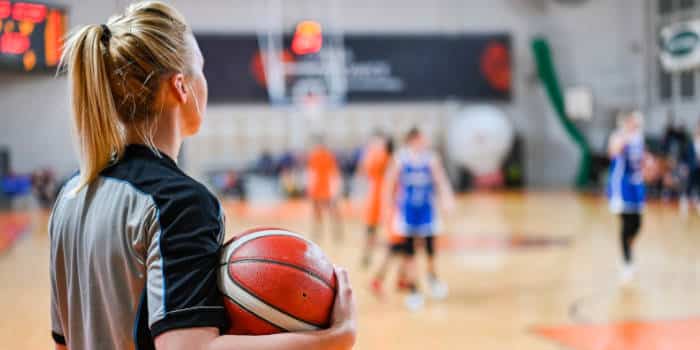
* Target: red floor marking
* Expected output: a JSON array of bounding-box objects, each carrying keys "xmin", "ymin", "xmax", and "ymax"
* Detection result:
[
  {"xmin": 0, "ymin": 212, "xmax": 31, "ymax": 254},
  {"xmin": 437, "ymin": 234, "xmax": 570, "ymax": 252},
  {"xmin": 534, "ymin": 318, "xmax": 700, "ymax": 350}
]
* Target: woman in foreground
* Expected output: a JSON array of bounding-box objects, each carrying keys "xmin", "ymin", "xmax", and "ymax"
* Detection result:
[{"xmin": 50, "ymin": 2, "xmax": 356, "ymax": 349}]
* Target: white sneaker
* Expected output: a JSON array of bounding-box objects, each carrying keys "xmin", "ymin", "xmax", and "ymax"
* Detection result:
[
  {"xmin": 404, "ymin": 292, "xmax": 424, "ymax": 311},
  {"xmin": 620, "ymin": 263, "xmax": 636, "ymax": 285},
  {"xmin": 428, "ymin": 278, "xmax": 448, "ymax": 300}
]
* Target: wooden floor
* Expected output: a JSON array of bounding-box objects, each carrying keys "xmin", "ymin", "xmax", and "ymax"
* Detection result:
[{"xmin": 1, "ymin": 191, "xmax": 700, "ymax": 350}]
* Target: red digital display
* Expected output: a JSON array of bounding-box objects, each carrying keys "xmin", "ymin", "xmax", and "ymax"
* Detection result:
[
  {"xmin": 11, "ymin": 2, "xmax": 46, "ymax": 23},
  {"xmin": 292, "ymin": 20, "xmax": 323, "ymax": 55},
  {"xmin": 1, "ymin": 31, "xmax": 29, "ymax": 54},
  {"xmin": 0, "ymin": 1, "xmax": 65, "ymax": 72},
  {"xmin": 0, "ymin": 1, "xmax": 11, "ymax": 19}
]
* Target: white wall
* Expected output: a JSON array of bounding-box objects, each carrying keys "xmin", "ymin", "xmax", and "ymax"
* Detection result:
[
  {"xmin": 0, "ymin": 0, "xmax": 118, "ymax": 174},
  {"xmin": 645, "ymin": 0, "xmax": 700, "ymax": 135},
  {"xmin": 0, "ymin": 0, "xmax": 648, "ymax": 187}
]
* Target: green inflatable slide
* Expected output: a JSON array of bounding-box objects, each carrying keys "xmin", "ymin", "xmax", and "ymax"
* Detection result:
[{"xmin": 531, "ymin": 37, "xmax": 592, "ymax": 188}]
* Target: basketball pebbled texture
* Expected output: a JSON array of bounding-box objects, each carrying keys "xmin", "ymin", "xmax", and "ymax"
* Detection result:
[{"xmin": 218, "ymin": 228, "xmax": 337, "ymax": 335}]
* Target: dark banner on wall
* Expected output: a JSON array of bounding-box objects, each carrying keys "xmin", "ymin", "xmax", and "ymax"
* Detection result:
[{"xmin": 197, "ymin": 33, "xmax": 511, "ymax": 103}]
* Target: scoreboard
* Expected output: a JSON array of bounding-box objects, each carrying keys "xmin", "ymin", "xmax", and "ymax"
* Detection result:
[{"xmin": 0, "ymin": 1, "xmax": 66, "ymax": 72}]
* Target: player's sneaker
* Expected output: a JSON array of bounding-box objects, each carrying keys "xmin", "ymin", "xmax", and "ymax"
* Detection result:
[
  {"xmin": 620, "ymin": 262, "xmax": 636, "ymax": 286},
  {"xmin": 396, "ymin": 278, "xmax": 412, "ymax": 292},
  {"xmin": 428, "ymin": 278, "xmax": 448, "ymax": 300},
  {"xmin": 370, "ymin": 278, "xmax": 385, "ymax": 300},
  {"xmin": 404, "ymin": 292, "xmax": 424, "ymax": 311}
]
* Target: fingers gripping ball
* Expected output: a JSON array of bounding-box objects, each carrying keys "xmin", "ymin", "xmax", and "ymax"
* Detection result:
[{"xmin": 218, "ymin": 228, "xmax": 337, "ymax": 335}]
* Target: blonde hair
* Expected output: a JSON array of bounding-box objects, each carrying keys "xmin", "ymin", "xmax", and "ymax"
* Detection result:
[
  {"xmin": 616, "ymin": 109, "xmax": 643, "ymax": 128},
  {"xmin": 60, "ymin": 1, "xmax": 192, "ymax": 193}
]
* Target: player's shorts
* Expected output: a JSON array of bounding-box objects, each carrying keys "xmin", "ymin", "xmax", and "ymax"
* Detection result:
[
  {"xmin": 389, "ymin": 236, "xmax": 436, "ymax": 257},
  {"xmin": 390, "ymin": 237, "xmax": 415, "ymax": 256},
  {"xmin": 395, "ymin": 217, "xmax": 439, "ymax": 237}
]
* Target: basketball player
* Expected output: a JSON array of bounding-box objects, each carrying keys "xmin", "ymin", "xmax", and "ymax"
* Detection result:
[
  {"xmin": 369, "ymin": 204, "xmax": 413, "ymax": 300},
  {"xmin": 686, "ymin": 121, "xmax": 700, "ymax": 213},
  {"xmin": 607, "ymin": 110, "xmax": 646, "ymax": 284},
  {"xmin": 373, "ymin": 127, "xmax": 455, "ymax": 310},
  {"xmin": 50, "ymin": 2, "xmax": 356, "ymax": 349},
  {"xmin": 307, "ymin": 136, "xmax": 344, "ymax": 242},
  {"xmin": 357, "ymin": 131, "xmax": 394, "ymax": 268}
]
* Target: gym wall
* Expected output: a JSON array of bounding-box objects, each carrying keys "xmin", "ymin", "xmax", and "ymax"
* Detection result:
[{"xmin": 0, "ymin": 0, "xmax": 646, "ymax": 187}]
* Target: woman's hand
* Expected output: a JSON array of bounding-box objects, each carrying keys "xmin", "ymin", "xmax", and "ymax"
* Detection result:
[{"xmin": 327, "ymin": 267, "xmax": 357, "ymax": 349}]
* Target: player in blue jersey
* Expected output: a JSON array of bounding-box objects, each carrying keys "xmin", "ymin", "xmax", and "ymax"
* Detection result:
[
  {"xmin": 607, "ymin": 111, "xmax": 646, "ymax": 284},
  {"xmin": 375, "ymin": 127, "xmax": 454, "ymax": 310}
]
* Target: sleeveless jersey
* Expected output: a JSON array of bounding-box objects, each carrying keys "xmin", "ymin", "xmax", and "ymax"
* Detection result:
[
  {"xmin": 394, "ymin": 149, "xmax": 437, "ymax": 236},
  {"xmin": 607, "ymin": 134, "xmax": 645, "ymax": 213}
]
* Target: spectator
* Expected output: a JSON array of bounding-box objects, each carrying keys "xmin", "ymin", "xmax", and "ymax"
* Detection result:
[
  {"xmin": 661, "ymin": 116, "xmax": 691, "ymax": 200},
  {"xmin": 687, "ymin": 122, "xmax": 700, "ymax": 212},
  {"xmin": 256, "ymin": 149, "xmax": 277, "ymax": 176},
  {"xmin": 32, "ymin": 168, "xmax": 58, "ymax": 209}
]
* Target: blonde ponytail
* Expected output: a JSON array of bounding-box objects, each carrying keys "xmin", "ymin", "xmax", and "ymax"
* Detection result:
[
  {"xmin": 62, "ymin": 24, "xmax": 124, "ymax": 193},
  {"xmin": 60, "ymin": 1, "xmax": 191, "ymax": 193}
]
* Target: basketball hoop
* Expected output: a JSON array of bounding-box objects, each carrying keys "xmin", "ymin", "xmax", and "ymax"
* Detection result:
[
  {"xmin": 299, "ymin": 93, "xmax": 325, "ymax": 121},
  {"xmin": 290, "ymin": 77, "xmax": 328, "ymax": 123},
  {"xmin": 256, "ymin": 0, "xmax": 346, "ymax": 148},
  {"xmin": 257, "ymin": 0, "xmax": 347, "ymax": 109}
]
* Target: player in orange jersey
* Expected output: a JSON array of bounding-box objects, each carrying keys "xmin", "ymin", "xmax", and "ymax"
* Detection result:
[
  {"xmin": 307, "ymin": 136, "xmax": 343, "ymax": 242},
  {"xmin": 357, "ymin": 131, "xmax": 394, "ymax": 268}
]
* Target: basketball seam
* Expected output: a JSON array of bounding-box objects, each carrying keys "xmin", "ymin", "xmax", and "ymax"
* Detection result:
[
  {"xmin": 222, "ymin": 235, "xmax": 266, "ymax": 249},
  {"xmin": 219, "ymin": 229, "xmax": 329, "ymax": 331},
  {"xmin": 229, "ymin": 258, "xmax": 334, "ymax": 289},
  {"xmin": 222, "ymin": 294, "xmax": 285, "ymax": 333},
  {"xmin": 220, "ymin": 233, "xmax": 290, "ymax": 264},
  {"xmin": 226, "ymin": 263, "xmax": 327, "ymax": 329},
  {"xmin": 220, "ymin": 231, "xmax": 330, "ymax": 281}
]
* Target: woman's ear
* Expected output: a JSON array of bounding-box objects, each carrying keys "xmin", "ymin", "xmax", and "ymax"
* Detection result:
[{"xmin": 169, "ymin": 73, "xmax": 188, "ymax": 104}]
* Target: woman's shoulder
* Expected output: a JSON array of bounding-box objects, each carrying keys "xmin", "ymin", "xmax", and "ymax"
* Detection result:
[{"xmin": 101, "ymin": 155, "xmax": 218, "ymax": 211}]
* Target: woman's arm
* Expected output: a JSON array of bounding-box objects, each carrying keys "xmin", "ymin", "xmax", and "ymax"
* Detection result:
[
  {"xmin": 155, "ymin": 267, "xmax": 357, "ymax": 350},
  {"xmin": 608, "ymin": 131, "xmax": 627, "ymax": 158},
  {"xmin": 380, "ymin": 159, "xmax": 399, "ymax": 225},
  {"xmin": 354, "ymin": 148, "xmax": 369, "ymax": 180},
  {"xmin": 158, "ymin": 326, "xmax": 350, "ymax": 350},
  {"xmin": 430, "ymin": 155, "xmax": 455, "ymax": 212},
  {"xmin": 331, "ymin": 156, "xmax": 343, "ymax": 200}
]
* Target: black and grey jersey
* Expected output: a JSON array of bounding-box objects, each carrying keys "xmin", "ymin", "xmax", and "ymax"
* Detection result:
[{"xmin": 49, "ymin": 144, "xmax": 228, "ymax": 350}]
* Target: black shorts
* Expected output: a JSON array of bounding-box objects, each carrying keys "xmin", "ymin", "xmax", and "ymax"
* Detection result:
[
  {"xmin": 389, "ymin": 236, "xmax": 436, "ymax": 257},
  {"xmin": 390, "ymin": 237, "xmax": 415, "ymax": 256}
]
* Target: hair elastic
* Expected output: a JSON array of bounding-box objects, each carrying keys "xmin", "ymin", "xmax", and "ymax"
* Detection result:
[{"xmin": 100, "ymin": 24, "xmax": 112, "ymax": 45}]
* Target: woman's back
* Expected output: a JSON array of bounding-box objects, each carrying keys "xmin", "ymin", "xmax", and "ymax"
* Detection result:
[{"xmin": 50, "ymin": 145, "xmax": 226, "ymax": 350}]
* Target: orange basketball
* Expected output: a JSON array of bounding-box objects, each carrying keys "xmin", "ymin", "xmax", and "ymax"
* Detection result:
[{"xmin": 218, "ymin": 228, "xmax": 337, "ymax": 335}]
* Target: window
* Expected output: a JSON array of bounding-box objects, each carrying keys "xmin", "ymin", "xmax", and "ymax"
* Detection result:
[
  {"xmin": 659, "ymin": 0, "xmax": 673, "ymax": 14},
  {"xmin": 659, "ymin": 64, "xmax": 673, "ymax": 101},
  {"xmin": 679, "ymin": 0, "xmax": 695, "ymax": 9},
  {"xmin": 681, "ymin": 70, "xmax": 695, "ymax": 98}
]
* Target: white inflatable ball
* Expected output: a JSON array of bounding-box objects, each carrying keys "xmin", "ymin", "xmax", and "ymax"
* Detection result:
[{"xmin": 447, "ymin": 105, "xmax": 514, "ymax": 176}]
